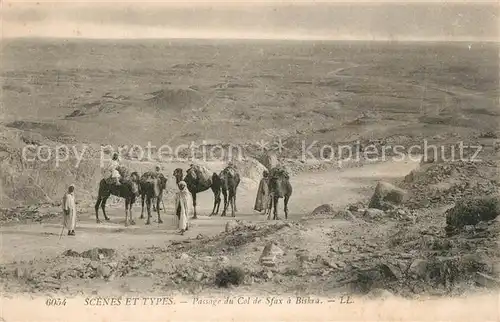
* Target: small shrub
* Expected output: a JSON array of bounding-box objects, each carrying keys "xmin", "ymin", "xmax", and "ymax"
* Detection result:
[
  {"xmin": 214, "ymin": 266, "xmax": 245, "ymax": 288},
  {"xmin": 479, "ymin": 131, "xmax": 498, "ymax": 139}
]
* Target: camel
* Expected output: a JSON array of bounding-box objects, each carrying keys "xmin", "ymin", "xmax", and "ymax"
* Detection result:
[
  {"xmin": 217, "ymin": 166, "xmax": 240, "ymax": 217},
  {"xmin": 173, "ymin": 166, "xmax": 222, "ymax": 219},
  {"xmin": 139, "ymin": 171, "xmax": 168, "ymax": 225},
  {"xmin": 268, "ymin": 166, "xmax": 293, "ymax": 220},
  {"xmin": 94, "ymin": 166, "xmax": 140, "ymax": 226}
]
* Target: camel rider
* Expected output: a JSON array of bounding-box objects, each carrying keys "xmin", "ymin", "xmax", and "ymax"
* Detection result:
[
  {"xmin": 107, "ymin": 153, "xmax": 121, "ymax": 185},
  {"xmin": 227, "ymin": 161, "xmax": 237, "ymax": 170}
]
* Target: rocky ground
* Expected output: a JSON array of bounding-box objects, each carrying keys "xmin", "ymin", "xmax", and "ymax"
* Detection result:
[{"xmin": 1, "ymin": 157, "xmax": 499, "ymax": 299}]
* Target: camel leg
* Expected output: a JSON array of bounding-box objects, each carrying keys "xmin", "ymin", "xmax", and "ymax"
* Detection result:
[
  {"xmin": 140, "ymin": 194, "xmax": 145, "ymax": 219},
  {"xmin": 216, "ymin": 195, "xmax": 221, "ymax": 215},
  {"xmin": 124, "ymin": 199, "xmax": 130, "ymax": 227},
  {"xmin": 215, "ymin": 185, "xmax": 222, "ymax": 215},
  {"xmin": 234, "ymin": 187, "xmax": 238, "ymax": 213},
  {"xmin": 284, "ymin": 194, "xmax": 290, "ymax": 220},
  {"xmin": 210, "ymin": 187, "xmax": 221, "ymax": 216},
  {"xmin": 156, "ymin": 196, "xmax": 163, "ymax": 224},
  {"xmin": 95, "ymin": 197, "xmax": 102, "ymax": 223},
  {"xmin": 192, "ymin": 193, "xmax": 198, "ymax": 219},
  {"xmin": 273, "ymin": 195, "xmax": 279, "ymax": 220},
  {"xmin": 221, "ymin": 189, "xmax": 228, "ymax": 217},
  {"xmin": 101, "ymin": 196, "xmax": 110, "ymax": 221},
  {"xmin": 210, "ymin": 198, "xmax": 217, "ymax": 216},
  {"xmin": 266, "ymin": 194, "xmax": 272, "ymax": 220},
  {"xmin": 129, "ymin": 199, "xmax": 136, "ymax": 225},
  {"xmin": 230, "ymin": 189, "xmax": 236, "ymax": 217},
  {"xmin": 145, "ymin": 197, "xmax": 152, "ymax": 225}
]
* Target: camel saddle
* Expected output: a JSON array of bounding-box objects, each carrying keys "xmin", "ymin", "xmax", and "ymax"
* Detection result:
[
  {"xmin": 269, "ymin": 166, "xmax": 290, "ymax": 180},
  {"xmin": 188, "ymin": 164, "xmax": 212, "ymax": 183}
]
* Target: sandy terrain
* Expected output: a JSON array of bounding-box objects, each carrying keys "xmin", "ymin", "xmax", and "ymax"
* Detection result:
[{"xmin": 0, "ymin": 159, "xmax": 420, "ymax": 265}]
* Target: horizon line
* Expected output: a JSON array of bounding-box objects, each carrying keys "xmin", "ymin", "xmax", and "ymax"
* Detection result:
[{"xmin": 4, "ymin": 36, "xmax": 499, "ymax": 43}]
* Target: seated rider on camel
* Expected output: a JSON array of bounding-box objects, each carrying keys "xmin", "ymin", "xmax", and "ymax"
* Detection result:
[{"xmin": 107, "ymin": 153, "xmax": 121, "ymax": 186}]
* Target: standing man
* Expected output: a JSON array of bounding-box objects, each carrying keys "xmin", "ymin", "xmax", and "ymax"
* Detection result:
[
  {"xmin": 254, "ymin": 170, "xmax": 271, "ymax": 215},
  {"xmin": 62, "ymin": 184, "xmax": 77, "ymax": 236},
  {"xmin": 174, "ymin": 181, "xmax": 193, "ymax": 235}
]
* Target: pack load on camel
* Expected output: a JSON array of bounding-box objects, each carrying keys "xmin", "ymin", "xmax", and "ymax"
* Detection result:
[{"xmin": 188, "ymin": 163, "xmax": 213, "ymax": 187}]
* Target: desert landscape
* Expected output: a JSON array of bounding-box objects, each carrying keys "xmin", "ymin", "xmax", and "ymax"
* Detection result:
[{"xmin": 0, "ymin": 37, "xmax": 499, "ymax": 300}]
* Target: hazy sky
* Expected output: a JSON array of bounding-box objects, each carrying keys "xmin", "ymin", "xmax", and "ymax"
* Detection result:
[{"xmin": 2, "ymin": 1, "xmax": 498, "ymax": 41}]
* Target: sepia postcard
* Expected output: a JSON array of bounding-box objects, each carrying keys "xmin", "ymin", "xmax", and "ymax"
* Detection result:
[{"xmin": 0, "ymin": 0, "xmax": 499, "ymax": 320}]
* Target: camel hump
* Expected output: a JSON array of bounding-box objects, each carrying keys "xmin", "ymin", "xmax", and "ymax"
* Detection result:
[
  {"xmin": 141, "ymin": 171, "xmax": 161, "ymax": 184},
  {"xmin": 189, "ymin": 164, "xmax": 212, "ymax": 181},
  {"xmin": 222, "ymin": 166, "xmax": 237, "ymax": 177}
]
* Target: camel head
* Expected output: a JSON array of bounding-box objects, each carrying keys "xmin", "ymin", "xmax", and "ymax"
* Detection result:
[
  {"xmin": 173, "ymin": 168, "xmax": 184, "ymax": 184},
  {"xmin": 268, "ymin": 167, "xmax": 289, "ymax": 196}
]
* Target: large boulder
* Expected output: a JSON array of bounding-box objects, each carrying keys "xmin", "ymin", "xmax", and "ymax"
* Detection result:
[
  {"xmin": 233, "ymin": 158, "xmax": 267, "ymax": 182},
  {"xmin": 309, "ymin": 204, "xmax": 356, "ymax": 220},
  {"xmin": 259, "ymin": 242, "xmax": 284, "ymax": 267},
  {"xmin": 363, "ymin": 208, "xmax": 386, "ymax": 221},
  {"xmin": 368, "ymin": 181, "xmax": 407, "ymax": 210},
  {"xmin": 310, "ymin": 204, "xmax": 335, "ymax": 216},
  {"xmin": 225, "ymin": 220, "xmax": 240, "ymax": 233},
  {"xmin": 445, "ymin": 196, "xmax": 500, "ymax": 235}
]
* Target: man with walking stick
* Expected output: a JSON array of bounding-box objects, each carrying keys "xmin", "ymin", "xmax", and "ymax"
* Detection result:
[{"xmin": 61, "ymin": 184, "xmax": 77, "ymax": 237}]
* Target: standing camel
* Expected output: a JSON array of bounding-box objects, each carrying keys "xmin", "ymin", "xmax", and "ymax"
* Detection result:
[
  {"xmin": 139, "ymin": 171, "xmax": 168, "ymax": 225},
  {"xmin": 268, "ymin": 167, "xmax": 292, "ymax": 220},
  {"xmin": 173, "ymin": 165, "xmax": 222, "ymax": 219},
  {"xmin": 217, "ymin": 166, "xmax": 240, "ymax": 217},
  {"xmin": 94, "ymin": 166, "xmax": 140, "ymax": 226}
]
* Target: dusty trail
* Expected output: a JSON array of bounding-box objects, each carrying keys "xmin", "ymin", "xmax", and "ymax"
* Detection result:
[{"xmin": 0, "ymin": 159, "xmax": 419, "ymax": 265}]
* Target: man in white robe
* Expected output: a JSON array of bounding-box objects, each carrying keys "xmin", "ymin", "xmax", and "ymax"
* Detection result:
[
  {"xmin": 104, "ymin": 153, "xmax": 121, "ymax": 185},
  {"xmin": 174, "ymin": 181, "xmax": 193, "ymax": 235},
  {"xmin": 62, "ymin": 184, "xmax": 77, "ymax": 236}
]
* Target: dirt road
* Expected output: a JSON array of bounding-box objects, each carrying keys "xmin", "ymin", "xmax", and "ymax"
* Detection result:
[{"xmin": 0, "ymin": 159, "xmax": 420, "ymax": 265}]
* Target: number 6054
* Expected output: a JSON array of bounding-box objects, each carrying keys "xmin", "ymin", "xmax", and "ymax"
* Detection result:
[{"xmin": 45, "ymin": 298, "xmax": 67, "ymax": 306}]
